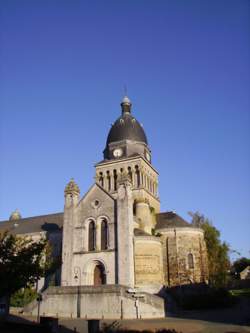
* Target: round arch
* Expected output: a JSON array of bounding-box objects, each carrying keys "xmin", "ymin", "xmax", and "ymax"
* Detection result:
[{"xmin": 84, "ymin": 259, "xmax": 107, "ymax": 286}]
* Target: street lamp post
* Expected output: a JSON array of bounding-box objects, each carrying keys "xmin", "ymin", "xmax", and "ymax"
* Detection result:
[
  {"xmin": 74, "ymin": 266, "xmax": 81, "ymax": 318},
  {"xmin": 36, "ymin": 293, "xmax": 42, "ymax": 323}
]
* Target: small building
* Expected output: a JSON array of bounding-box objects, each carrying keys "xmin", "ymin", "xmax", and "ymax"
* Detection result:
[{"xmin": 240, "ymin": 266, "xmax": 250, "ymax": 280}]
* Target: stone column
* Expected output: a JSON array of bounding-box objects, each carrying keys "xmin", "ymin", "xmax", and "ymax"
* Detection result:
[
  {"xmin": 95, "ymin": 221, "xmax": 101, "ymax": 251},
  {"xmin": 135, "ymin": 199, "xmax": 152, "ymax": 234},
  {"xmin": 145, "ymin": 175, "xmax": 148, "ymax": 191},
  {"xmin": 117, "ymin": 175, "xmax": 135, "ymax": 287},
  {"xmin": 103, "ymin": 175, "xmax": 107, "ymax": 191},
  {"xmin": 132, "ymin": 170, "xmax": 136, "ymax": 188},
  {"xmin": 141, "ymin": 170, "xmax": 145, "ymax": 188},
  {"xmin": 83, "ymin": 224, "xmax": 88, "ymax": 252},
  {"xmin": 110, "ymin": 174, "xmax": 114, "ymax": 192},
  {"xmin": 61, "ymin": 179, "xmax": 80, "ymax": 286}
]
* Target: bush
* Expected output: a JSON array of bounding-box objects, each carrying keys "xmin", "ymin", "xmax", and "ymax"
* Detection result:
[
  {"xmin": 168, "ymin": 284, "xmax": 236, "ymax": 310},
  {"xmin": 10, "ymin": 286, "xmax": 37, "ymax": 307}
]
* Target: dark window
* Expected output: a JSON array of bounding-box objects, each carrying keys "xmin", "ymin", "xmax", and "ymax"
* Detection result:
[
  {"xmin": 94, "ymin": 264, "xmax": 106, "ymax": 286},
  {"xmin": 133, "ymin": 200, "xmax": 137, "ymax": 216},
  {"xmin": 88, "ymin": 221, "xmax": 95, "ymax": 251},
  {"xmin": 101, "ymin": 219, "xmax": 108, "ymax": 250},
  {"xmin": 188, "ymin": 253, "xmax": 194, "ymax": 269},
  {"xmin": 99, "ymin": 172, "xmax": 104, "ymax": 187},
  {"xmin": 135, "ymin": 165, "xmax": 140, "ymax": 187},
  {"xmin": 113, "ymin": 170, "xmax": 117, "ymax": 191},
  {"xmin": 128, "ymin": 167, "xmax": 132, "ymax": 182},
  {"xmin": 107, "ymin": 171, "xmax": 111, "ymax": 191}
]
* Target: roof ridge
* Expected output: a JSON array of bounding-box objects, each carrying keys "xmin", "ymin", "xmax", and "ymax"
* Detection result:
[{"xmin": 0, "ymin": 212, "xmax": 63, "ymax": 224}]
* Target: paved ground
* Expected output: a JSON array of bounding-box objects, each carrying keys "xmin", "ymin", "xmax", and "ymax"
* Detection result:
[
  {"xmin": 4, "ymin": 295, "xmax": 250, "ymax": 333},
  {"xmin": 105, "ymin": 318, "xmax": 250, "ymax": 333},
  {"xmin": 2, "ymin": 314, "xmax": 250, "ymax": 333}
]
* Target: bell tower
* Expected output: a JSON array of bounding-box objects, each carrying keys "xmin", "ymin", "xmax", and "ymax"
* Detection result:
[{"xmin": 95, "ymin": 96, "xmax": 160, "ymax": 233}]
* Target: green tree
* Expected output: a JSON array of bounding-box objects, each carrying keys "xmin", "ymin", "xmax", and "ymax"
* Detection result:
[
  {"xmin": 189, "ymin": 211, "xmax": 230, "ymax": 288},
  {"xmin": 0, "ymin": 231, "xmax": 49, "ymax": 298}
]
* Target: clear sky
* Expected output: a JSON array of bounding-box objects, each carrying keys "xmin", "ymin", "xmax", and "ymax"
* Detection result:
[{"xmin": 0, "ymin": 0, "xmax": 249, "ymax": 260}]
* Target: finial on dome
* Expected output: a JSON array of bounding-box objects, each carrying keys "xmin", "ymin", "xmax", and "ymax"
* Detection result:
[
  {"xmin": 121, "ymin": 95, "xmax": 132, "ymax": 114},
  {"xmin": 9, "ymin": 209, "xmax": 22, "ymax": 221},
  {"xmin": 64, "ymin": 178, "xmax": 80, "ymax": 196}
]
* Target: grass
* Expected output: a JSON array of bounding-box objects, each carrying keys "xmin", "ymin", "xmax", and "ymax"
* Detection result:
[{"xmin": 229, "ymin": 288, "xmax": 250, "ymax": 298}]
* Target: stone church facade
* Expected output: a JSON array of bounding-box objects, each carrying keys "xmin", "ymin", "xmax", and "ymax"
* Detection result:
[{"xmin": 0, "ymin": 96, "xmax": 208, "ymax": 318}]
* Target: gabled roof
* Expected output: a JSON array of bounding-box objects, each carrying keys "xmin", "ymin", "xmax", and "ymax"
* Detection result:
[
  {"xmin": 0, "ymin": 212, "xmax": 63, "ymax": 235},
  {"xmin": 77, "ymin": 182, "xmax": 115, "ymax": 207},
  {"xmin": 155, "ymin": 211, "xmax": 191, "ymax": 229}
]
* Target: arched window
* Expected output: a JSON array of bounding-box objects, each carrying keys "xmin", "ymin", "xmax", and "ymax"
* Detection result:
[
  {"xmin": 106, "ymin": 171, "xmax": 111, "ymax": 191},
  {"xmin": 135, "ymin": 165, "xmax": 140, "ymax": 187},
  {"xmin": 88, "ymin": 221, "xmax": 95, "ymax": 251},
  {"xmin": 133, "ymin": 200, "xmax": 137, "ymax": 216},
  {"xmin": 101, "ymin": 219, "xmax": 108, "ymax": 250},
  {"xmin": 188, "ymin": 253, "xmax": 194, "ymax": 269},
  {"xmin": 128, "ymin": 167, "xmax": 133, "ymax": 183},
  {"xmin": 99, "ymin": 172, "xmax": 104, "ymax": 187},
  {"xmin": 113, "ymin": 170, "xmax": 117, "ymax": 191}
]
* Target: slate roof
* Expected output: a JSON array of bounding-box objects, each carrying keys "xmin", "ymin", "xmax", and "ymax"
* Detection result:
[
  {"xmin": 106, "ymin": 112, "xmax": 148, "ymax": 147},
  {"xmin": 134, "ymin": 228, "xmax": 151, "ymax": 237},
  {"xmin": 155, "ymin": 211, "xmax": 192, "ymax": 230},
  {"xmin": 0, "ymin": 212, "xmax": 63, "ymax": 235}
]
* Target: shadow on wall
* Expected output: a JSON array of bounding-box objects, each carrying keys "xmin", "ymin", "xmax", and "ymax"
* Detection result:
[{"xmin": 41, "ymin": 223, "xmax": 61, "ymax": 233}]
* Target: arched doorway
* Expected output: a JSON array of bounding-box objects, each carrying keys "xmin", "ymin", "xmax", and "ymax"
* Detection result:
[
  {"xmin": 84, "ymin": 260, "xmax": 107, "ymax": 286},
  {"xmin": 94, "ymin": 263, "xmax": 106, "ymax": 286}
]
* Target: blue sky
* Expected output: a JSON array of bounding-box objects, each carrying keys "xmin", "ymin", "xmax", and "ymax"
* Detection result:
[{"xmin": 0, "ymin": 0, "xmax": 249, "ymax": 260}]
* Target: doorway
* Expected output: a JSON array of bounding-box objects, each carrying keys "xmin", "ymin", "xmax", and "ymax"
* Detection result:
[{"xmin": 94, "ymin": 263, "xmax": 106, "ymax": 286}]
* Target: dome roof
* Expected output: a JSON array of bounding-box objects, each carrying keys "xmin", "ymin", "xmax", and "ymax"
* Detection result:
[
  {"xmin": 106, "ymin": 113, "xmax": 148, "ymax": 146},
  {"xmin": 106, "ymin": 96, "xmax": 148, "ymax": 146}
]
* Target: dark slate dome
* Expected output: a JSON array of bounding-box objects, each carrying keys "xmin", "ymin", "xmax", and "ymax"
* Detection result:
[{"xmin": 106, "ymin": 96, "xmax": 148, "ymax": 146}]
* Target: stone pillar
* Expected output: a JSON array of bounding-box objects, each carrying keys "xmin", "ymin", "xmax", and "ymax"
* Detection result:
[
  {"xmin": 61, "ymin": 179, "xmax": 80, "ymax": 286},
  {"xmin": 142, "ymin": 172, "xmax": 146, "ymax": 188},
  {"xmin": 132, "ymin": 170, "xmax": 136, "ymax": 188},
  {"xmin": 117, "ymin": 174, "xmax": 135, "ymax": 287},
  {"xmin": 105, "ymin": 175, "xmax": 107, "ymax": 191},
  {"xmin": 95, "ymin": 221, "xmax": 101, "ymax": 251},
  {"xmin": 83, "ymin": 224, "xmax": 88, "ymax": 252},
  {"xmin": 141, "ymin": 171, "xmax": 145, "ymax": 188},
  {"xmin": 110, "ymin": 174, "xmax": 114, "ymax": 192},
  {"xmin": 135, "ymin": 199, "xmax": 152, "ymax": 234}
]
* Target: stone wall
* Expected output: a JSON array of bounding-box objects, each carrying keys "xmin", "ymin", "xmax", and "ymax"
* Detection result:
[
  {"xmin": 134, "ymin": 236, "xmax": 163, "ymax": 293},
  {"xmin": 159, "ymin": 227, "xmax": 208, "ymax": 287},
  {"xmin": 62, "ymin": 184, "xmax": 116, "ymax": 286},
  {"xmin": 25, "ymin": 285, "xmax": 165, "ymax": 319}
]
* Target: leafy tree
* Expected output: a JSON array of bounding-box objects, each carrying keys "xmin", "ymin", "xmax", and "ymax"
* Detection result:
[
  {"xmin": 189, "ymin": 211, "xmax": 230, "ymax": 288},
  {"xmin": 10, "ymin": 286, "xmax": 38, "ymax": 307},
  {"xmin": 231, "ymin": 257, "xmax": 250, "ymax": 276},
  {"xmin": 0, "ymin": 231, "xmax": 49, "ymax": 298}
]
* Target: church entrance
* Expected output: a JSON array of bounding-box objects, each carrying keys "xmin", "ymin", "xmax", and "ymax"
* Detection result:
[
  {"xmin": 85, "ymin": 260, "xmax": 107, "ymax": 286},
  {"xmin": 94, "ymin": 263, "xmax": 106, "ymax": 286}
]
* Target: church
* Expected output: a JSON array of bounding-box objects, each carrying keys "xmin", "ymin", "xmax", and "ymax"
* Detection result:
[{"xmin": 0, "ymin": 96, "xmax": 209, "ymax": 319}]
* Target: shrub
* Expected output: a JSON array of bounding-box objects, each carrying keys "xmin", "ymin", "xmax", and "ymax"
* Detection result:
[{"xmin": 10, "ymin": 286, "xmax": 37, "ymax": 307}]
